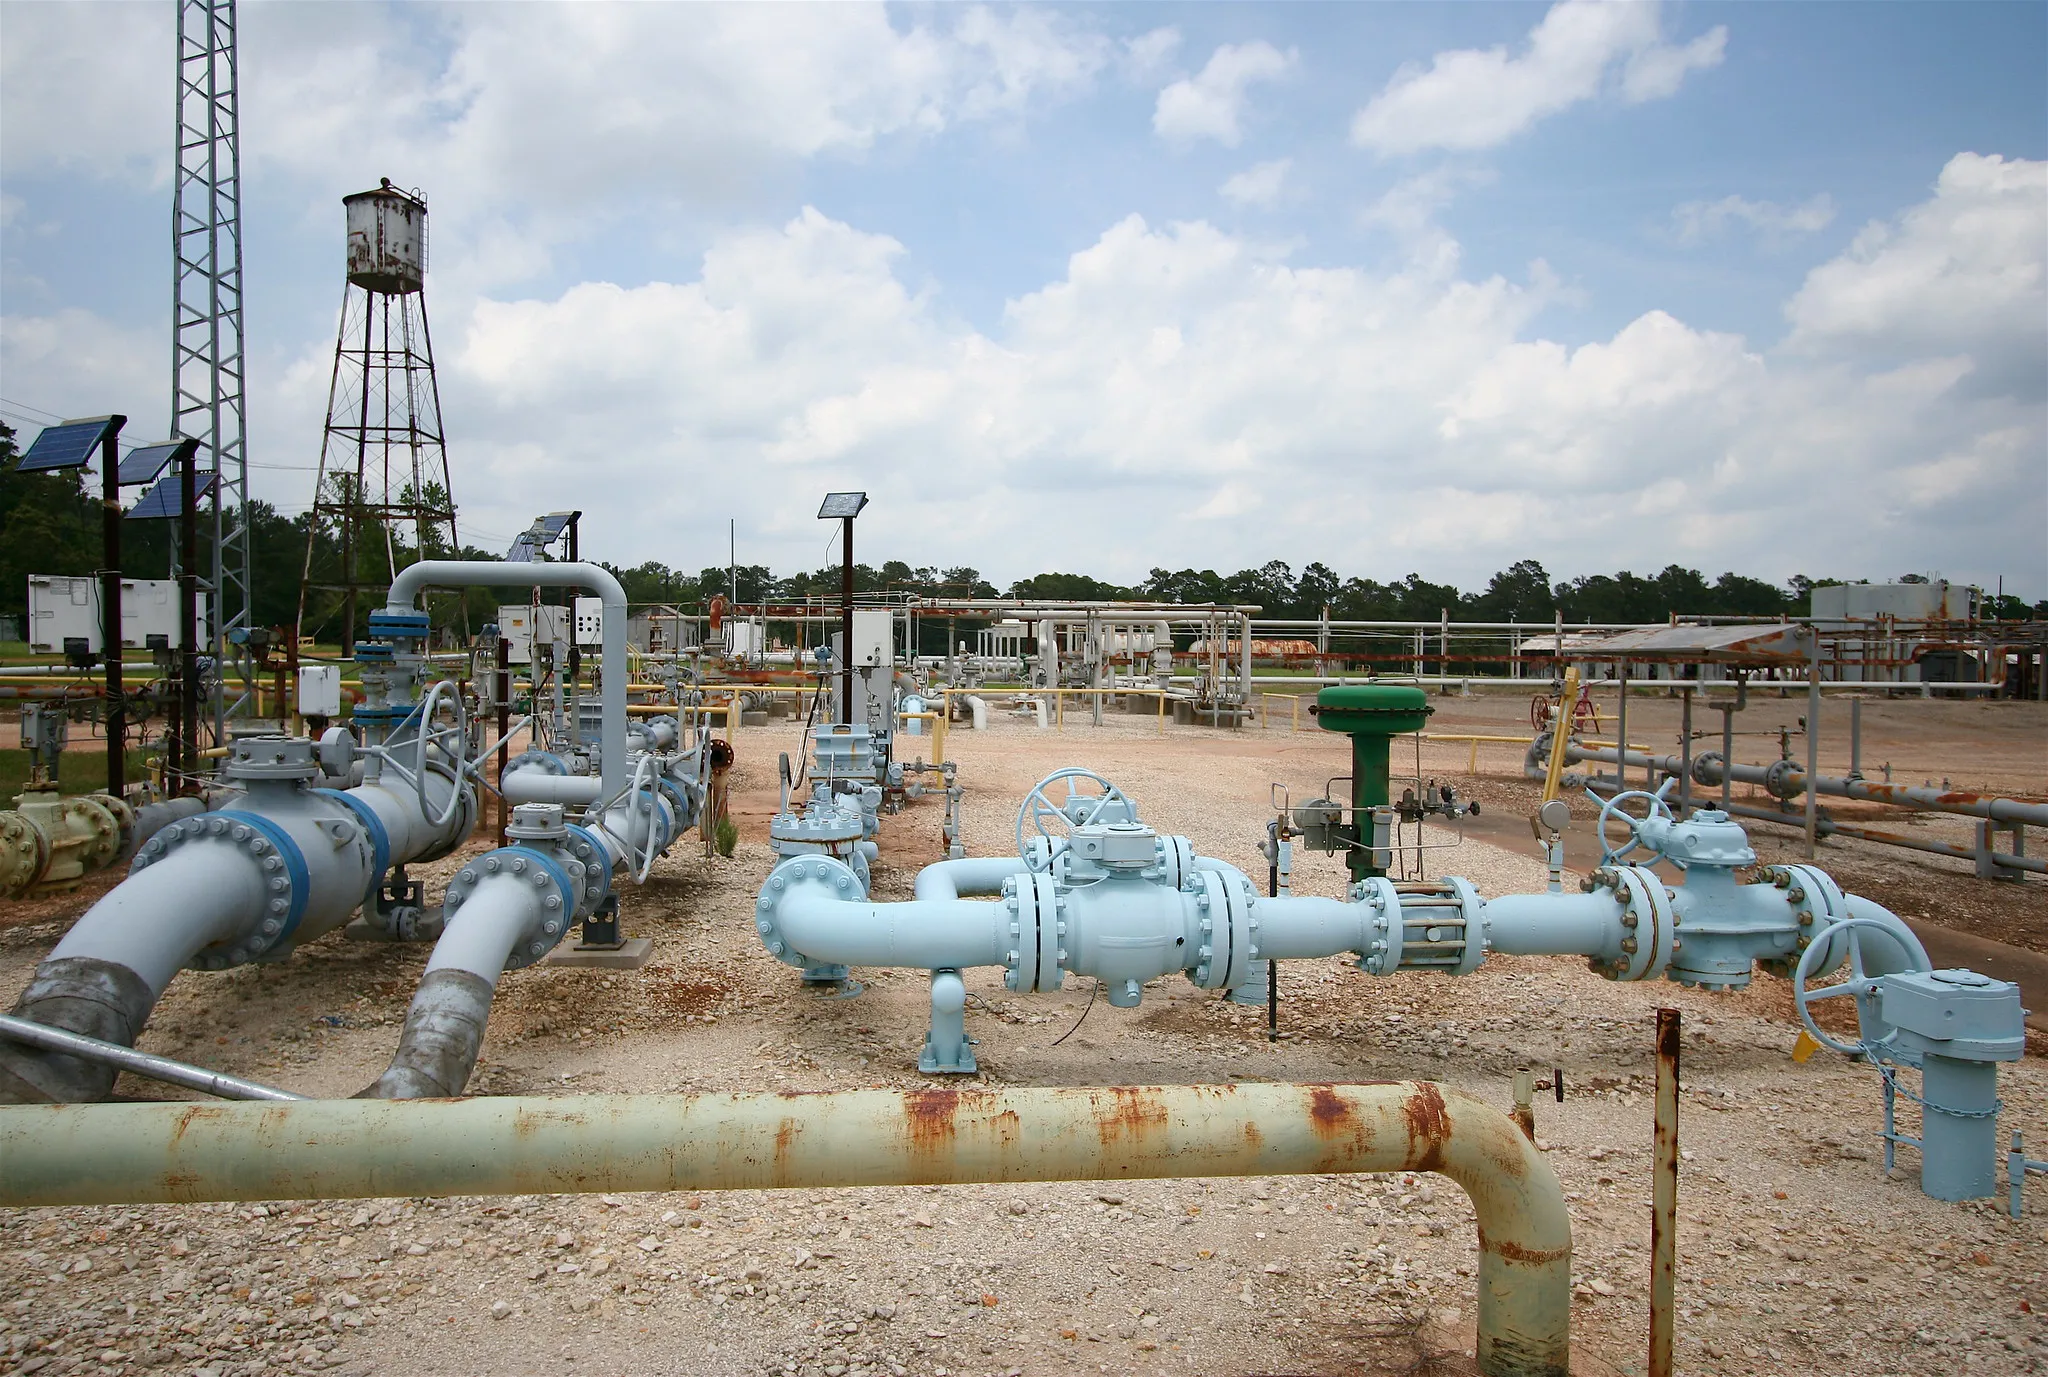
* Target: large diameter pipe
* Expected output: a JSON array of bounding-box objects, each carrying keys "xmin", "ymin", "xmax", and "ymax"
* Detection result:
[
  {"xmin": 777, "ymin": 892, "xmax": 1007, "ymax": 970},
  {"xmin": 385, "ymin": 560, "xmax": 627, "ymax": 797},
  {"xmin": 0, "ymin": 1081, "xmax": 1570, "ymax": 1377}
]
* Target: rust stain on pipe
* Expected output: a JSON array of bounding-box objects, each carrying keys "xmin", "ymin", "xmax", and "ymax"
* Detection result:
[{"xmin": 0, "ymin": 1082, "xmax": 1571, "ymax": 1377}]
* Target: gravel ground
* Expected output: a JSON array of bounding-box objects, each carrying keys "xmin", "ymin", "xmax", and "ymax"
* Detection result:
[{"xmin": 3, "ymin": 709, "xmax": 2045, "ymax": 1377}]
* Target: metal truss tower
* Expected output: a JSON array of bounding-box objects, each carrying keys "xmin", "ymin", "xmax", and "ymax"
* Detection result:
[
  {"xmin": 170, "ymin": 0, "xmax": 250, "ymax": 731},
  {"xmin": 298, "ymin": 182, "xmax": 459, "ymax": 655}
]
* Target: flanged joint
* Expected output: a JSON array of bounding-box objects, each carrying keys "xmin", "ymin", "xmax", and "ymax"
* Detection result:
[
  {"xmin": 441, "ymin": 845, "xmax": 581, "ymax": 970},
  {"xmin": 1187, "ymin": 867, "xmax": 1256, "ymax": 991},
  {"xmin": 754, "ymin": 854, "xmax": 863, "ymax": 970},
  {"xmin": 134, "ymin": 810, "xmax": 310, "ymax": 969}
]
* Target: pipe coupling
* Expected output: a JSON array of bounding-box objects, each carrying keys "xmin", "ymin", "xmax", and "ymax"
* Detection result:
[{"xmin": 132, "ymin": 811, "xmax": 311, "ymax": 969}]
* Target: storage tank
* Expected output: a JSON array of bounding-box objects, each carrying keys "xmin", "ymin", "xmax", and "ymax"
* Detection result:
[{"xmin": 343, "ymin": 179, "xmax": 427, "ymax": 294}]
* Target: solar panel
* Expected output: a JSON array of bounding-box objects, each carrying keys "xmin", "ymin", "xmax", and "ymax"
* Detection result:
[
  {"xmin": 15, "ymin": 416, "xmax": 124, "ymax": 473},
  {"xmin": 126, "ymin": 471, "xmax": 218, "ymax": 520},
  {"xmin": 539, "ymin": 511, "xmax": 577, "ymax": 539},
  {"xmin": 817, "ymin": 491, "xmax": 868, "ymax": 519},
  {"xmin": 117, "ymin": 439, "xmax": 200, "ymax": 487},
  {"xmin": 506, "ymin": 531, "xmax": 536, "ymax": 561}
]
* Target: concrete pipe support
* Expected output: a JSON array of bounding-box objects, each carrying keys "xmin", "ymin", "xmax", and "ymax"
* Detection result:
[{"xmin": 0, "ymin": 1081, "xmax": 1572, "ymax": 1377}]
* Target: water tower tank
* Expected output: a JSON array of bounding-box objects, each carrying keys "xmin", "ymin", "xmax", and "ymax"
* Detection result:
[{"xmin": 343, "ymin": 180, "xmax": 426, "ymax": 294}]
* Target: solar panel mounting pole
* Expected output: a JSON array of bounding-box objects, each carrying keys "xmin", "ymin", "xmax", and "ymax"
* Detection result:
[
  {"xmin": 98, "ymin": 417, "xmax": 129, "ymax": 798},
  {"xmin": 817, "ymin": 493, "xmax": 868, "ymax": 727},
  {"xmin": 179, "ymin": 443, "xmax": 199, "ymax": 791}
]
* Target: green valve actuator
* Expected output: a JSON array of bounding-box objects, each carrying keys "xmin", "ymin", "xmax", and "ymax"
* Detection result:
[{"xmin": 1312, "ymin": 683, "xmax": 1433, "ymax": 881}]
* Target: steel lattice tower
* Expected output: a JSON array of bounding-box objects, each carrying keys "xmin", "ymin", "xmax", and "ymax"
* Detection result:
[
  {"xmin": 298, "ymin": 182, "xmax": 459, "ymax": 655},
  {"xmin": 170, "ymin": 0, "xmax": 250, "ymax": 731}
]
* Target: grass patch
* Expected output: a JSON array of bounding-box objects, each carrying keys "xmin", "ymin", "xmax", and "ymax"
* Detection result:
[{"xmin": 0, "ymin": 748, "xmax": 151, "ymax": 801}]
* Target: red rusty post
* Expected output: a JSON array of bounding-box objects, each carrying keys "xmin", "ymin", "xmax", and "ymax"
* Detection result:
[{"xmin": 1650, "ymin": 1007, "xmax": 1680, "ymax": 1377}]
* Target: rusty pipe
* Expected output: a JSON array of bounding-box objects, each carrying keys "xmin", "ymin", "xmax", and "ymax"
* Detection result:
[
  {"xmin": 0, "ymin": 1080, "xmax": 1570, "ymax": 1377},
  {"xmin": 1650, "ymin": 1009, "xmax": 1679, "ymax": 1377}
]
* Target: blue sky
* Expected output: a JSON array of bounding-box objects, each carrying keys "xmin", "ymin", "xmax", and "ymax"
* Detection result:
[{"xmin": 3, "ymin": 1, "xmax": 2043, "ymax": 596}]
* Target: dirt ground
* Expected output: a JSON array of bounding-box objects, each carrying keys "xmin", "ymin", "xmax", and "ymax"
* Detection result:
[{"xmin": 2, "ymin": 697, "xmax": 2045, "ymax": 1377}]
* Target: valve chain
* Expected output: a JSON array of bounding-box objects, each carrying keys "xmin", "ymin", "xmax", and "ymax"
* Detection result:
[{"xmin": 1868, "ymin": 1049, "xmax": 2004, "ymax": 1120}]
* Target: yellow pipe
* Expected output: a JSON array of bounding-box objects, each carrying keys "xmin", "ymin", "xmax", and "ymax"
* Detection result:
[{"xmin": 1541, "ymin": 667, "xmax": 1577, "ymax": 804}]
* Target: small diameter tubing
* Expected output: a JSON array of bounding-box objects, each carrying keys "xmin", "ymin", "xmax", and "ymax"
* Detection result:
[
  {"xmin": 0, "ymin": 1014, "xmax": 301, "ymax": 1103},
  {"xmin": 777, "ymin": 893, "xmax": 1007, "ymax": 970},
  {"xmin": 0, "ymin": 1082, "xmax": 1569, "ymax": 1377}
]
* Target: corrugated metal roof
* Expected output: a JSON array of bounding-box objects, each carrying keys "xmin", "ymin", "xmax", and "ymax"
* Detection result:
[{"xmin": 1524, "ymin": 622, "xmax": 1817, "ymax": 664}]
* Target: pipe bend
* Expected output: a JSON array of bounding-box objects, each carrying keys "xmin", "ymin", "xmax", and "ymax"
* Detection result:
[
  {"xmin": 0, "ymin": 1081, "xmax": 1571, "ymax": 1377},
  {"xmin": 361, "ymin": 875, "xmax": 546, "ymax": 1099},
  {"xmin": 914, "ymin": 856, "xmax": 1029, "ymax": 902}
]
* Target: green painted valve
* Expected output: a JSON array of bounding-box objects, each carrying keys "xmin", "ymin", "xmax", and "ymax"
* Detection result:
[{"xmin": 1313, "ymin": 683, "xmax": 1432, "ymax": 880}]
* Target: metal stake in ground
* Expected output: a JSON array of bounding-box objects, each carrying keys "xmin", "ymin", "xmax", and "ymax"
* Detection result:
[{"xmin": 1650, "ymin": 1007, "xmax": 1680, "ymax": 1377}]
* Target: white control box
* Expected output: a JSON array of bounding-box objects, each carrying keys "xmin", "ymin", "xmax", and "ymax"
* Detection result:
[
  {"xmin": 850, "ymin": 608, "xmax": 894, "ymax": 667},
  {"xmin": 28, "ymin": 575, "xmax": 209, "ymax": 653},
  {"xmin": 574, "ymin": 597, "xmax": 604, "ymax": 647},
  {"xmin": 496, "ymin": 604, "xmax": 570, "ymax": 665},
  {"xmin": 297, "ymin": 664, "xmax": 343, "ymax": 718}
]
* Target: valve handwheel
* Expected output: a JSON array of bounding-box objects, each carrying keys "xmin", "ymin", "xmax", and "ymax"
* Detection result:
[
  {"xmin": 1790, "ymin": 916, "xmax": 1930, "ymax": 1057},
  {"xmin": 1587, "ymin": 778, "xmax": 1677, "ymax": 866},
  {"xmin": 412, "ymin": 679, "xmax": 468, "ymax": 830},
  {"xmin": 1016, "ymin": 768, "xmax": 1133, "ymax": 872}
]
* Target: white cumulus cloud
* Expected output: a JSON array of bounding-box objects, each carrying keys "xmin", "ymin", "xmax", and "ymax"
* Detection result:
[
  {"xmin": 1671, "ymin": 193, "xmax": 1837, "ymax": 245},
  {"xmin": 1219, "ymin": 159, "xmax": 1293, "ymax": 208},
  {"xmin": 1350, "ymin": 0, "xmax": 1726, "ymax": 155},
  {"xmin": 1785, "ymin": 153, "xmax": 2045, "ymax": 388},
  {"xmin": 1153, "ymin": 41, "xmax": 1296, "ymax": 147}
]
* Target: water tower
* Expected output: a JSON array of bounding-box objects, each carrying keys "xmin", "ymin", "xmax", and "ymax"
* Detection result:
[{"xmin": 298, "ymin": 179, "xmax": 461, "ymax": 654}]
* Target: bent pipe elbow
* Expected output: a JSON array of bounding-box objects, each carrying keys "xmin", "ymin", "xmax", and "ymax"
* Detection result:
[
  {"xmin": 360, "ymin": 875, "xmax": 548, "ymax": 1099},
  {"xmin": 0, "ymin": 1081, "xmax": 1571, "ymax": 1376},
  {"xmin": 914, "ymin": 857, "xmax": 1029, "ymax": 901},
  {"xmin": 0, "ymin": 846, "xmax": 270, "ymax": 1104}
]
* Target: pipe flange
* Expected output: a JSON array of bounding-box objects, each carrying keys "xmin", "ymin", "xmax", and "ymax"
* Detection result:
[
  {"xmin": 1758, "ymin": 863, "xmax": 1848, "ymax": 980},
  {"xmin": 1689, "ymin": 750, "xmax": 1726, "ymax": 787},
  {"xmin": 1002, "ymin": 874, "xmax": 1038, "ymax": 993},
  {"xmin": 1592, "ymin": 865, "xmax": 1675, "ymax": 983},
  {"xmin": 504, "ymin": 749, "xmax": 571, "ymax": 779},
  {"xmin": 315, "ymin": 788, "xmax": 390, "ymax": 908},
  {"xmin": 754, "ymin": 854, "xmax": 861, "ymax": 970},
  {"xmin": 562, "ymin": 823, "xmax": 614, "ymax": 916},
  {"xmin": 1153, "ymin": 835, "xmax": 1195, "ymax": 890},
  {"xmin": 442, "ymin": 845, "xmax": 580, "ymax": 970},
  {"xmin": 1188, "ymin": 867, "xmax": 1254, "ymax": 991},
  {"xmin": 1030, "ymin": 870, "xmax": 1062, "ymax": 992},
  {"xmin": 1761, "ymin": 758, "xmax": 1804, "ymax": 802},
  {"xmin": 0, "ymin": 810, "xmax": 51, "ymax": 898},
  {"xmin": 88, "ymin": 793, "xmax": 137, "ymax": 864},
  {"xmin": 134, "ymin": 811, "xmax": 311, "ymax": 970},
  {"xmin": 1351, "ymin": 877, "xmax": 1401, "ymax": 974}
]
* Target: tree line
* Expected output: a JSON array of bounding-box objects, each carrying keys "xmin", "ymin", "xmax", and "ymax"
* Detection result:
[{"xmin": 7, "ymin": 423, "xmax": 2040, "ymax": 645}]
